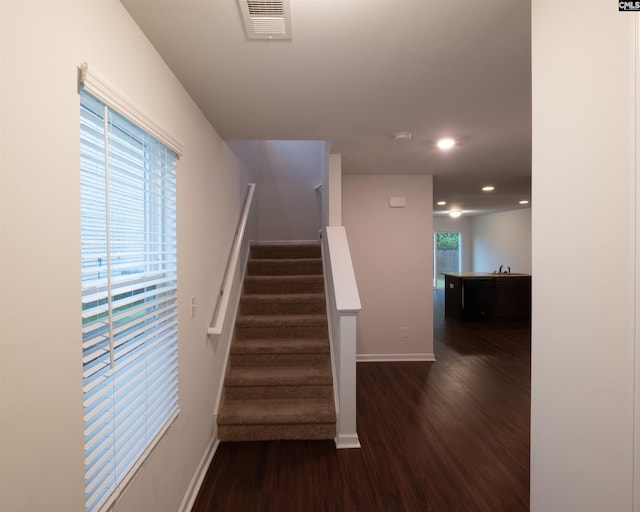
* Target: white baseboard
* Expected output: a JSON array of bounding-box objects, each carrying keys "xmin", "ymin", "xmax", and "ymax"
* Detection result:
[
  {"xmin": 178, "ymin": 434, "xmax": 219, "ymax": 512},
  {"xmin": 356, "ymin": 353, "xmax": 436, "ymax": 362},
  {"xmin": 335, "ymin": 434, "xmax": 361, "ymax": 449}
]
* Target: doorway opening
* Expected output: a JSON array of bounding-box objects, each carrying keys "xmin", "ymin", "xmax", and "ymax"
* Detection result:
[{"xmin": 434, "ymin": 232, "xmax": 460, "ymax": 288}]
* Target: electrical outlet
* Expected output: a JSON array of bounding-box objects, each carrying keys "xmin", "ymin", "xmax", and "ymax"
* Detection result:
[
  {"xmin": 190, "ymin": 296, "xmax": 196, "ymax": 318},
  {"xmin": 401, "ymin": 327, "xmax": 409, "ymax": 338}
]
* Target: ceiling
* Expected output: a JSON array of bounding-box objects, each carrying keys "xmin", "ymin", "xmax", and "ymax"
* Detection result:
[{"xmin": 120, "ymin": 0, "xmax": 531, "ymax": 217}]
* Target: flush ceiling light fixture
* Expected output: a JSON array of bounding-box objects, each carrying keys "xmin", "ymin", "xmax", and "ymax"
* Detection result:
[
  {"xmin": 449, "ymin": 210, "xmax": 462, "ymax": 218},
  {"xmin": 436, "ymin": 137, "xmax": 455, "ymax": 150},
  {"xmin": 482, "ymin": 185, "xmax": 495, "ymax": 191},
  {"xmin": 393, "ymin": 131, "xmax": 413, "ymax": 142},
  {"xmin": 519, "ymin": 200, "xmax": 529, "ymax": 204},
  {"xmin": 437, "ymin": 201, "xmax": 447, "ymax": 206}
]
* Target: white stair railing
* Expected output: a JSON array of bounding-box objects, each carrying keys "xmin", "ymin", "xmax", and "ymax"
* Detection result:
[
  {"xmin": 321, "ymin": 226, "xmax": 361, "ymax": 449},
  {"xmin": 208, "ymin": 183, "xmax": 256, "ymax": 336}
]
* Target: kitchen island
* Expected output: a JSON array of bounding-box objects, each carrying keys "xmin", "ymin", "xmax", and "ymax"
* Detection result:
[{"xmin": 442, "ymin": 272, "xmax": 531, "ymax": 322}]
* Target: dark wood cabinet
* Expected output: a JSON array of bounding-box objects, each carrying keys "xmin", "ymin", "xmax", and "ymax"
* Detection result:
[
  {"xmin": 444, "ymin": 274, "xmax": 464, "ymax": 322},
  {"xmin": 443, "ymin": 273, "xmax": 531, "ymax": 322},
  {"xmin": 494, "ymin": 276, "xmax": 531, "ymax": 320}
]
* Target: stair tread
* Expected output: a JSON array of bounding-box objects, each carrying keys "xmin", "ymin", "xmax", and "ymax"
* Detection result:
[
  {"xmin": 243, "ymin": 274, "xmax": 324, "ymax": 295},
  {"xmin": 250, "ymin": 244, "xmax": 321, "ymax": 260},
  {"xmin": 244, "ymin": 275, "xmax": 323, "ymax": 281},
  {"xmin": 247, "ymin": 259, "xmax": 323, "ymax": 276},
  {"xmin": 236, "ymin": 313, "xmax": 327, "ymax": 326},
  {"xmin": 218, "ymin": 398, "xmax": 335, "ymax": 425},
  {"xmin": 248, "ymin": 257, "xmax": 322, "ymax": 263},
  {"xmin": 241, "ymin": 293, "xmax": 325, "ymax": 303},
  {"xmin": 232, "ymin": 338, "xmax": 329, "ymax": 354},
  {"xmin": 226, "ymin": 365, "xmax": 332, "ymax": 386}
]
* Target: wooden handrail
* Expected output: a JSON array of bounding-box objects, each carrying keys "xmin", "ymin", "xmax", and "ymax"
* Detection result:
[{"xmin": 208, "ymin": 183, "xmax": 255, "ymax": 335}]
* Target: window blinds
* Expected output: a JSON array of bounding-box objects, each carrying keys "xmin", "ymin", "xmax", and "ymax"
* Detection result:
[
  {"xmin": 80, "ymin": 88, "xmax": 179, "ymax": 512},
  {"xmin": 78, "ymin": 63, "xmax": 183, "ymax": 157}
]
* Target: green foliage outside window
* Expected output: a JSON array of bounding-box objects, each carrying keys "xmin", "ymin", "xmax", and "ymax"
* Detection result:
[{"xmin": 436, "ymin": 232, "xmax": 459, "ymax": 250}]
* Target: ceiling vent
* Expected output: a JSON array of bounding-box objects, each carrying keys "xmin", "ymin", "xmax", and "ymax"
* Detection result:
[{"xmin": 238, "ymin": 0, "xmax": 292, "ymax": 40}]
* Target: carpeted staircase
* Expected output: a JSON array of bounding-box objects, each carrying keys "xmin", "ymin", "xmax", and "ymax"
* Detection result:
[{"xmin": 217, "ymin": 242, "xmax": 336, "ymax": 442}]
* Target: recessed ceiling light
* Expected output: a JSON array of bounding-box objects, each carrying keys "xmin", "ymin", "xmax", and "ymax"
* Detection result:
[
  {"xmin": 393, "ymin": 131, "xmax": 412, "ymax": 142},
  {"xmin": 482, "ymin": 186, "xmax": 495, "ymax": 191},
  {"xmin": 437, "ymin": 201, "xmax": 447, "ymax": 206},
  {"xmin": 519, "ymin": 200, "xmax": 529, "ymax": 204},
  {"xmin": 436, "ymin": 137, "xmax": 455, "ymax": 150},
  {"xmin": 449, "ymin": 210, "xmax": 462, "ymax": 218}
]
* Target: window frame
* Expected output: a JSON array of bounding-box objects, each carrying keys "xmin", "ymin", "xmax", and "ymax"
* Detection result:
[{"xmin": 79, "ymin": 64, "xmax": 182, "ymax": 512}]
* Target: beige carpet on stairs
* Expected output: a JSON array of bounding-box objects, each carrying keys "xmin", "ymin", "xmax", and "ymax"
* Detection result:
[{"xmin": 217, "ymin": 242, "xmax": 336, "ymax": 442}]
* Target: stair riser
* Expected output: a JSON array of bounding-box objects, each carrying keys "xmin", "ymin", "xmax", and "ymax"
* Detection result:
[
  {"xmin": 250, "ymin": 244, "xmax": 321, "ymax": 260},
  {"xmin": 230, "ymin": 353, "xmax": 330, "ymax": 367},
  {"xmin": 225, "ymin": 385, "xmax": 333, "ymax": 400},
  {"xmin": 247, "ymin": 259, "xmax": 323, "ymax": 276},
  {"xmin": 239, "ymin": 301, "xmax": 326, "ymax": 316},
  {"xmin": 218, "ymin": 423, "xmax": 335, "ymax": 442},
  {"xmin": 243, "ymin": 277, "xmax": 324, "ymax": 294},
  {"xmin": 235, "ymin": 325, "xmax": 328, "ymax": 340}
]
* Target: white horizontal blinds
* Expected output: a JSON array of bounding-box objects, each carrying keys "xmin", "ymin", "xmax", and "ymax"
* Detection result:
[
  {"xmin": 81, "ymin": 93, "xmax": 115, "ymax": 512},
  {"xmin": 77, "ymin": 63, "xmax": 183, "ymax": 157},
  {"xmin": 80, "ymin": 89, "xmax": 178, "ymax": 512}
]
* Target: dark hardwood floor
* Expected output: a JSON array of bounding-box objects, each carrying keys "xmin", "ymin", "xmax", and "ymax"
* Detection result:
[{"xmin": 192, "ymin": 289, "xmax": 531, "ymax": 511}]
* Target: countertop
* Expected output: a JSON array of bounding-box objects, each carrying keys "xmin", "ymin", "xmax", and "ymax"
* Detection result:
[{"xmin": 442, "ymin": 272, "xmax": 531, "ymax": 278}]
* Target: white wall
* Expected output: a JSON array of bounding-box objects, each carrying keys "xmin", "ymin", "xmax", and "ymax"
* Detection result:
[
  {"xmin": 343, "ymin": 175, "xmax": 434, "ymax": 361},
  {"xmin": 472, "ymin": 208, "xmax": 531, "ymax": 273},
  {"xmin": 327, "ymin": 153, "xmax": 342, "ymax": 226},
  {"xmin": 226, "ymin": 140, "xmax": 259, "ymax": 184},
  {"xmin": 531, "ymin": 2, "xmax": 635, "ymax": 510},
  {"xmin": 228, "ymin": 140, "xmax": 325, "ymax": 241},
  {"xmin": 433, "ymin": 215, "xmax": 473, "ymax": 272},
  {"xmin": 225, "ymin": 140, "xmax": 260, "ymax": 240},
  {"xmin": 0, "ymin": 2, "xmax": 248, "ymax": 511}
]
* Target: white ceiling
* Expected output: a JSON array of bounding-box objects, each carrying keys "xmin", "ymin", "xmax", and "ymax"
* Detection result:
[{"xmin": 120, "ymin": 0, "xmax": 531, "ymax": 216}]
